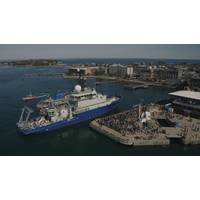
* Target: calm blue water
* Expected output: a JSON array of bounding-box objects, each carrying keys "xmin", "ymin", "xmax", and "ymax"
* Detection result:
[{"xmin": 0, "ymin": 65, "xmax": 200, "ymax": 155}]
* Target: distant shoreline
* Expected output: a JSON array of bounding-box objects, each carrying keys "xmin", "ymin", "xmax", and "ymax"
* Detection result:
[
  {"xmin": 1, "ymin": 58, "xmax": 200, "ymax": 66},
  {"xmin": 0, "ymin": 59, "xmax": 64, "ymax": 67}
]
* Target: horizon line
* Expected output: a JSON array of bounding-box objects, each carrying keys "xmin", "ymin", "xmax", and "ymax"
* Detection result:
[{"xmin": 1, "ymin": 57, "xmax": 200, "ymax": 61}]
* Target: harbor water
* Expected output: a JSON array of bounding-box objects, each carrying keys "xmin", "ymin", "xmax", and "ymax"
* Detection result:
[{"xmin": 0, "ymin": 65, "xmax": 200, "ymax": 155}]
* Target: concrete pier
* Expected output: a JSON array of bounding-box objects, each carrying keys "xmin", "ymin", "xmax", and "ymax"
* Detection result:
[
  {"xmin": 90, "ymin": 120, "xmax": 133, "ymax": 145},
  {"xmin": 90, "ymin": 120, "xmax": 170, "ymax": 146},
  {"xmin": 90, "ymin": 105, "xmax": 200, "ymax": 146}
]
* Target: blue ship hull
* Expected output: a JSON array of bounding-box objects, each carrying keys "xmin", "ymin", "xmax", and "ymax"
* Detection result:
[{"xmin": 19, "ymin": 97, "xmax": 121, "ymax": 135}]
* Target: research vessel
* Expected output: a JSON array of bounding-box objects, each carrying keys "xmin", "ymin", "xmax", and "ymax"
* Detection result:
[{"xmin": 17, "ymin": 83, "xmax": 121, "ymax": 135}]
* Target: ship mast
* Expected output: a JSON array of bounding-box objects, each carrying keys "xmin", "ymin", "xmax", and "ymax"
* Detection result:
[{"xmin": 77, "ymin": 67, "xmax": 86, "ymax": 91}]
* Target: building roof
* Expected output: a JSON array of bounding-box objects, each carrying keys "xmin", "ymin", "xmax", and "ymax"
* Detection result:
[{"xmin": 169, "ymin": 90, "xmax": 200, "ymax": 101}]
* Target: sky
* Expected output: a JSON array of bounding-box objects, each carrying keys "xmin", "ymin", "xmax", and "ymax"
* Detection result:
[{"xmin": 0, "ymin": 44, "xmax": 200, "ymax": 60}]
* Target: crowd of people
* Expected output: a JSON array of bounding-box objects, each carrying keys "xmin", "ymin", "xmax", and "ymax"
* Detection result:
[
  {"xmin": 97, "ymin": 108, "xmax": 161, "ymax": 138},
  {"xmin": 96, "ymin": 104, "xmax": 200, "ymax": 142},
  {"xmin": 98, "ymin": 109, "xmax": 138, "ymax": 136}
]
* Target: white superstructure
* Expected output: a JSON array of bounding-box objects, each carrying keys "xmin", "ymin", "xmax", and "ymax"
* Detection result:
[
  {"xmin": 69, "ymin": 85, "xmax": 118, "ymax": 113},
  {"xmin": 37, "ymin": 84, "xmax": 119, "ymax": 123}
]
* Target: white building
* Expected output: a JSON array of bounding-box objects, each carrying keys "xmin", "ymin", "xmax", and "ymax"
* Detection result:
[
  {"xmin": 108, "ymin": 64, "xmax": 134, "ymax": 77},
  {"xmin": 127, "ymin": 67, "xmax": 134, "ymax": 77}
]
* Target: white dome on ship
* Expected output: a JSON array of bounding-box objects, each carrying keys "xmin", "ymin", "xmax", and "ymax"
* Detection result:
[{"xmin": 75, "ymin": 85, "xmax": 82, "ymax": 93}]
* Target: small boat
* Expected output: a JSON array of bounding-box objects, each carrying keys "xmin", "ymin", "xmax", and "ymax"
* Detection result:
[{"xmin": 22, "ymin": 93, "xmax": 48, "ymax": 101}]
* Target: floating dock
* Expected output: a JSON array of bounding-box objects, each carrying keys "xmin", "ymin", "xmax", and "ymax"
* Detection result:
[
  {"xmin": 124, "ymin": 84, "xmax": 150, "ymax": 90},
  {"xmin": 90, "ymin": 104, "xmax": 200, "ymax": 146}
]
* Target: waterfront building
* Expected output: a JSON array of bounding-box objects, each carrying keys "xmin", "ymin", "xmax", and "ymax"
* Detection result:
[
  {"xmin": 154, "ymin": 68, "xmax": 178, "ymax": 80},
  {"xmin": 169, "ymin": 90, "xmax": 200, "ymax": 118},
  {"xmin": 127, "ymin": 67, "xmax": 134, "ymax": 77},
  {"xmin": 107, "ymin": 64, "xmax": 135, "ymax": 77},
  {"xmin": 96, "ymin": 66, "xmax": 109, "ymax": 75},
  {"xmin": 189, "ymin": 78, "xmax": 200, "ymax": 91},
  {"xmin": 108, "ymin": 64, "xmax": 123, "ymax": 76},
  {"xmin": 178, "ymin": 68, "xmax": 184, "ymax": 79}
]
